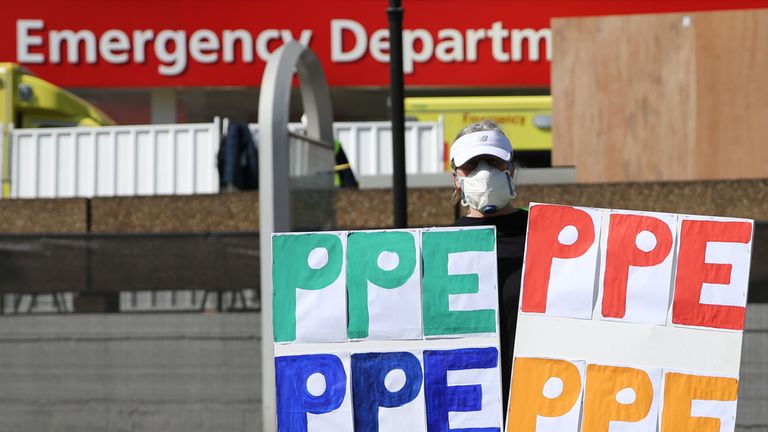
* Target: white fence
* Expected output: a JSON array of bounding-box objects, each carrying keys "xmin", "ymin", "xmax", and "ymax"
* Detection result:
[
  {"xmin": 10, "ymin": 122, "xmax": 221, "ymax": 199},
  {"xmin": 335, "ymin": 121, "xmax": 445, "ymax": 176},
  {"xmin": 246, "ymin": 122, "xmax": 334, "ymax": 179},
  {"xmin": 5, "ymin": 119, "xmax": 444, "ymax": 199},
  {"xmin": 247, "ymin": 120, "xmax": 445, "ymax": 178}
]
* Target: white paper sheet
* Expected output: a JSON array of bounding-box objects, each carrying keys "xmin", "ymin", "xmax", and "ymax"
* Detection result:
[
  {"xmin": 446, "ymin": 361, "xmax": 503, "ymax": 430},
  {"xmin": 534, "ymin": 360, "xmax": 586, "ymax": 432},
  {"xmin": 670, "ymin": 215, "xmax": 753, "ymax": 330},
  {"xmin": 447, "ymin": 249, "xmax": 498, "ymax": 319},
  {"xmin": 581, "ymin": 364, "xmax": 661, "ymax": 432},
  {"xmin": 366, "ymin": 230, "xmax": 423, "ymax": 340},
  {"xmin": 690, "ymin": 399, "xmax": 737, "ymax": 432},
  {"xmin": 295, "ymin": 232, "xmax": 348, "ymax": 342},
  {"xmin": 597, "ymin": 210, "xmax": 678, "ymax": 325},
  {"xmin": 307, "ymin": 352, "xmax": 354, "ymax": 432},
  {"xmin": 659, "ymin": 370, "xmax": 739, "ymax": 432},
  {"xmin": 699, "ymin": 241, "xmax": 751, "ymax": 308},
  {"xmin": 528, "ymin": 204, "xmax": 603, "ymax": 319},
  {"xmin": 376, "ymin": 350, "xmax": 428, "ymax": 432}
]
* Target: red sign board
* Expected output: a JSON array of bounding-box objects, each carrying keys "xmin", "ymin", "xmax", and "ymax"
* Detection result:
[{"xmin": 3, "ymin": 0, "xmax": 768, "ymax": 88}]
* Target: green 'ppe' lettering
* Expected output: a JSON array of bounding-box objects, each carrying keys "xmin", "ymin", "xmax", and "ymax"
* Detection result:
[
  {"xmin": 272, "ymin": 233, "xmax": 343, "ymax": 342},
  {"xmin": 422, "ymin": 228, "xmax": 496, "ymax": 336},
  {"xmin": 347, "ymin": 231, "xmax": 416, "ymax": 338}
]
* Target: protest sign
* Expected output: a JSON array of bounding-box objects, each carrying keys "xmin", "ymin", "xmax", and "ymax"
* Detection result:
[
  {"xmin": 509, "ymin": 203, "xmax": 753, "ymax": 432},
  {"xmin": 272, "ymin": 227, "xmax": 504, "ymax": 432}
]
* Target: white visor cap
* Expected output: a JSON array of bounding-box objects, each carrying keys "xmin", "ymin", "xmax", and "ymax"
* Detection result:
[{"xmin": 450, "ymin": 130, "xmax": 513, "ymax": 168}]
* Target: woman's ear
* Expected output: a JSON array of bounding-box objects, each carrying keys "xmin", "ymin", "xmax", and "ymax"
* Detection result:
[{"xmin": 452, "ymin": 171, "xmax": 461, "ymax": 189}]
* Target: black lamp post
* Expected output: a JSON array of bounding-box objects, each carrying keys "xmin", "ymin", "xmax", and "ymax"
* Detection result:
[{"xmin": 388, "ymin": 0, "xmax": 407, "ymax": 228}]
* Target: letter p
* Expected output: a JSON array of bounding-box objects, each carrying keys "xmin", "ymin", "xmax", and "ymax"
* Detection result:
[
  {"xmin": 521, "ymin": 204, "xmax": 597, "ymax": 314},
  {"xmin": 507, "ymin": 358, "xmax": 584, "ymax": 432},
  {"xmin": 602, "ymin": 213, "xmax": 673, "ymax": 319},
  {"xmin": 275, "ymin": 354, "xmax": 347, "ymax": 432},
  {"xmin": 272, "ymin": 233, "xmax": 344, "ymax": 342},
  {"xmin": 351, "ymin": 352, "xmax": 423, "ymax": 431}
]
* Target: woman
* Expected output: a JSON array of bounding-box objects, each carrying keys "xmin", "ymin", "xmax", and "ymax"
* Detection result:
[{"xmin": 451, "ymin": 120, "xmax": 528, "ymax": 411}]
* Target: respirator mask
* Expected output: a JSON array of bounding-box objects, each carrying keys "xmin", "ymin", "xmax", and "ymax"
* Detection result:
[{"xmin": 458, "ymin": 161, "xmax": 516, "ymax": 214}]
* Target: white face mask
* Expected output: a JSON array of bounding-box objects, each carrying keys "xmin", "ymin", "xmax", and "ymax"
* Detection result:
[{"xmin": 458, "ymin": 161, "xmax": 515, "ymax": 214}]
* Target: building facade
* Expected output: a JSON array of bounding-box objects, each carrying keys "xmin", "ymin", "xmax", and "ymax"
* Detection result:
[{"xmin": 4, "ymin": 0, "xmax": 767, "ymax": 124}]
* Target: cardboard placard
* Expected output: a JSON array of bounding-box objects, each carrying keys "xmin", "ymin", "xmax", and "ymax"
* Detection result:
[
  {"xmin": 272, "ymin": 227, "xmax": 504, "ymax": 432},
  {"xmin": 509, "ymin": 203, "xmax": 753, "ymax": 432}
]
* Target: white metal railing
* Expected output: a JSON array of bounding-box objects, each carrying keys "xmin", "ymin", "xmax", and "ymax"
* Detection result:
[
  {"xmin": 9, "ymin": 122, "xmax": 221, "ymax": 199},
  {"xmin": 247, "ymin": 120, "xmax": 444, "ymax": 179},
  {"xmin": 5, "ymin": 119, "xmax": 445, "ymax": 199},
  {"xmin": 247, "ymin": 122, "xmax": 332, "ymax": 179},
  {"xmin": 334, "ymin": 120, "xmax": 445, "ymax": 177}
]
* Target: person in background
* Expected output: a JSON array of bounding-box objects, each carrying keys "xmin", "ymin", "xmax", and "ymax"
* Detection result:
[
  {"xmin": 300, "ymin": 113, "xmax": 358, "ymax": 188},
  {"xmin": 334, "ymin": 139, "xmax": 358, "ymax": 188},
  {"xmin": 218, "ymin": 122, "xmax": 259, "ymax": 191},
  {"xmin": 450, "ymin": 119, "xmax": 528, "ymax": 411}
]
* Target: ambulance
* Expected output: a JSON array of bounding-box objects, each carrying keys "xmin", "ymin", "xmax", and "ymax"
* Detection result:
[
  {"xmin": 0, "ymin": 62, "xmax": 114, "ymax": 196},
  {"xmin": 405, "ymin": 96, "xmax": 552, "ymax": 169}
]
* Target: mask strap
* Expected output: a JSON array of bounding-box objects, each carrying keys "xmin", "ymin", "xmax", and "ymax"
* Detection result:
[
  {"xmin": 459, "ymin": 179, "xmax": 469, "ymax": 207},
  {"xmin": 506, "ymin": 171, "xmax": 517, "ymax": 201}
]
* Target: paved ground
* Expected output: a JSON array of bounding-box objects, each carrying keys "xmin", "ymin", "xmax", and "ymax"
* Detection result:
[{"xmin": 0, "ymin": 307, "xmax": 765, "ymax": 432}]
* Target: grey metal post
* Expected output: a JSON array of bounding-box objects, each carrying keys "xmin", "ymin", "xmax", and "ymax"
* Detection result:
[{"xmin": 258, "ymin": 41, "xmax": 334, "ymax": 432}]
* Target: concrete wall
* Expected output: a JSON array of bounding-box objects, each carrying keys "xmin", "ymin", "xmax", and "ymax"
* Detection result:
[
  {"xmin": 0, "ymin": 313, "xmax": 260, "ymax": 432},
  {"xmin": 0, "ymin": 308, "xmax": 766, "ymax": 431},
  {"xmin": 741, "ymin": 305, "xmax": 768, "ymax": 430},
  {"xmin": 2, "ymin": 179, "xmax": 767, "ymax": 234}
]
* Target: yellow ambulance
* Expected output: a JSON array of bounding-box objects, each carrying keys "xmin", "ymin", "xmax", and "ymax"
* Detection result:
[
  {"xmin": 405, "ymin": 96, "xmax": 552, "ymax": 169},
  {"xmin": 0, "ymin": 62, "xmax": 114, "ymax": 196},
  {"xmin": 0, "ymin": 63, "xmax": 114, "ymax": 128}
]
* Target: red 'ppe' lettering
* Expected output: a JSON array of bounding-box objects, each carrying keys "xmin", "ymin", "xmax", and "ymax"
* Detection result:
[
  {"xmin": 672, "ymin": 220, "xmax": 752, "ymax": 330},
  {"xmin": 522, "ymin": 205, "xmax": 595, "ymax": 313},
  {"xmin": 602, "ymin": 214, "xmax": 673, "ymax": 318}
]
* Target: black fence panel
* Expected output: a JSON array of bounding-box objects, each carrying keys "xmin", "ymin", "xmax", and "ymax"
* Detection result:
[
  {"xmin": 0, "ymin": 222, "xmax": 765, "ymax": 303},
  {"xmin": 0, "ymin": 236, "xmax": 87, "ymax": 294},
  {"xmin": 0, "ymin": 232, "xmax": 260, "ymax": 296}
]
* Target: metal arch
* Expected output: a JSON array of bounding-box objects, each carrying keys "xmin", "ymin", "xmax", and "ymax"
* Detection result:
[{"xmin": 257, "ymin": 40, "xmax": 335, "ymax": 431}]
